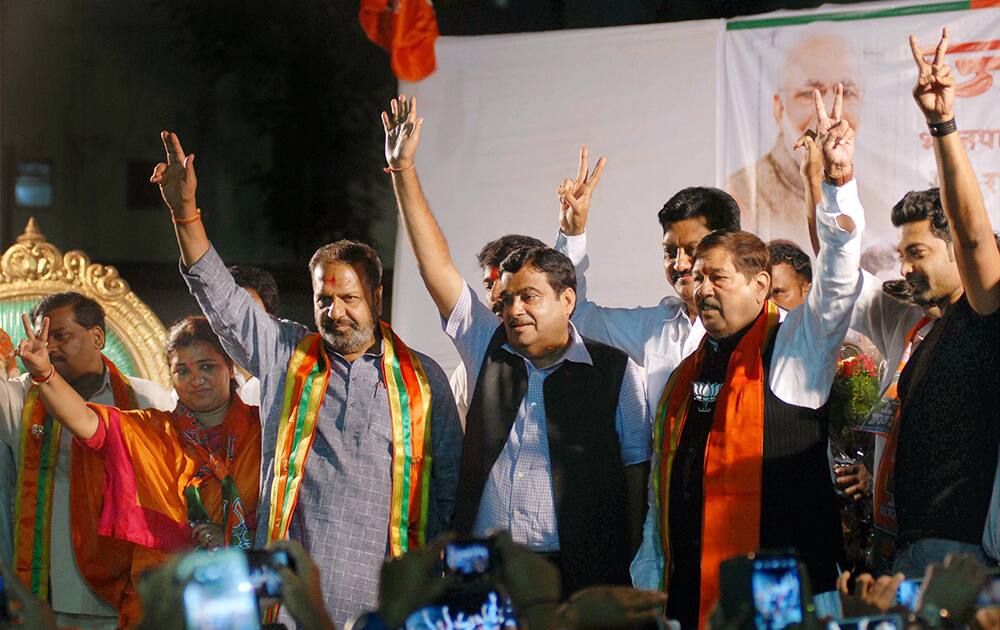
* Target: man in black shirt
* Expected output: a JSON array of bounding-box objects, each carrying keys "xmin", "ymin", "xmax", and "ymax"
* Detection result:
[{"xmin": 882, "ymin": 29, "xmax": 1000, "ymax": 577}]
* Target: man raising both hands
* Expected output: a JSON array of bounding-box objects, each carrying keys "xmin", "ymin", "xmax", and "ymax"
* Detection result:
[{"xmin": 383, "ymin": 95, "xmax": 651, "ymax": 594}]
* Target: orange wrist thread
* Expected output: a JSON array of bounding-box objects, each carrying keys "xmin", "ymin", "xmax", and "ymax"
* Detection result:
[{"xmin": 172, "ymin": 209, "xmax": 202, "ymax": 225}]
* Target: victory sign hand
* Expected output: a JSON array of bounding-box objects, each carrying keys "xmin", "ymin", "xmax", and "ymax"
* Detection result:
[
  {"xmin": 813, "ymin": 83, "xmax": 855, "ymax": 180},
  {"xmin": 557, "ymin": 146, "xmax": 606, "ymax": 236},
  {"xmin": 910, "ymin": 28, "xmax": 955, "ymax": 123},
  {"xmin": 150, "ymin": 131, "xmax": 198, "ymax": 217},
  {"xmin": 16, "ymin": 313, "xmax": 52, "ymax": 380},
  {"xmin": 382, "ymin": 94, "xmax": 423, "ymax": 170}
]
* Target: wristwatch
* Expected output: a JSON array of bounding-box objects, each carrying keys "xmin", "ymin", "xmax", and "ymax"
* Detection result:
[{"xmin": 824, "ymin": 167, "xmax": 854, "ymax": 187}]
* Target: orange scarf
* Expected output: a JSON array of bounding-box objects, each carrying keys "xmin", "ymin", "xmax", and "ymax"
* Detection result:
[
  {"xmin": 76, "ymin": 397, "xmax": 261, "ymax": 627},
  {"xmin": 653, "ymin": 302, "xmax": 780, "ymax": 628},
  {"xmin": 14, "ymin": 357, "xmax": 137, "ymax": 602}
]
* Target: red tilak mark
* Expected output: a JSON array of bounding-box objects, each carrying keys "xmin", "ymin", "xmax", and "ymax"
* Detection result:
[
  {"xmin": 488, "ymin": 267, "xmax": 500, "ymax": 282},
  {"xmin": 322, "ymin": 276, "xmax": 338, "ymax": 287}
]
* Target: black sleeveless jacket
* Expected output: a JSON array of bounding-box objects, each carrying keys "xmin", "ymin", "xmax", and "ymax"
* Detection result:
[{"xmin": 453, "ymin": 326, "xmax": 632, "ymax": 592}]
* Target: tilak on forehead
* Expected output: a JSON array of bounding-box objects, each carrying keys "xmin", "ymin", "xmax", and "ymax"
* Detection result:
[{"xmin": 322, "ymin": 275, "xmax": 338, "ymax": 288}]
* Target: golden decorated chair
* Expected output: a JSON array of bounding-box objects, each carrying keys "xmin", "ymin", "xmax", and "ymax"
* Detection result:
[{"xmin": 0, "ymin": 218, "xmax": 170, "ymax": 387}]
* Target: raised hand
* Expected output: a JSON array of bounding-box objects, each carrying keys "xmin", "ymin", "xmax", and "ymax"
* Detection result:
[
  {"xmin": 813, "ymin": 83, "xmax": 854, "ymax": 180},
  {"xmin": 15, "ymin": 313, "xmax": 51, "ymax": 380},
  {"xmin": 150, "ymin": 131, "xmax": 198, "ymax": 217},
  {"xmin": 382, "ymin": 94, "xmax": 423, "ymax": 170},
  {"xmin": 557, "ymin": 146, "xmax": 607, "ymax": 236},
  {"xmin": 910, "ymin": 28, "xmax": 954, "ymax": 123}
]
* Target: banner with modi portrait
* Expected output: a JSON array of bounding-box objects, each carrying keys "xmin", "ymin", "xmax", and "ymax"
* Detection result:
[{"xmin": 724, "ymin": 0, "xmax": 1000, "ymax": 279}]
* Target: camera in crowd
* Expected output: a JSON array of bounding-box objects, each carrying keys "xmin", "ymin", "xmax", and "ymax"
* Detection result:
[
  {"xmin": 178, "ymin": 547, "xmax": 294, "ymax": 630},
  {"xmin": 719, "ymin": 549, "xmax": 807, "ymax": 630},
  {"xmin": 403, "ymin": 536, "xmax": 518, "ymax": 630}
]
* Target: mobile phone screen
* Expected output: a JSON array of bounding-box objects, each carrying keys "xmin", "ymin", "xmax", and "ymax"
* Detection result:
[
  {"xmin": 181, "ymin": 549, "xmax": 261, "ymax": 630},
  {"xmin": 895, "ymin": 578, "xmax": 922, "ymax": 611},
  {"xmin": 404, "ymin": 589, "xmax": 517, "ymax": 630},
  {"xmin": 751, "ymin": 556, "xmax": 803, "ymax": 630},
  {"xmin": 246, "ymin": 549, "xmax": 293, "ymax": 603},
  {"xmin": 444, "ymin": 540, "xmax": 492, "ymax": 576},
  {"xmin": 827, "ymin": 615, "xmax": 904, "ymax": 629}
]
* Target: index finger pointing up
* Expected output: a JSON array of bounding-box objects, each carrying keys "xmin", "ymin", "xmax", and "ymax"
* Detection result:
[
  {"xmin": 39, "ymin": 316, "xmax": 49, "ymax": 343},
  {"xmin": 933, "ymin": 26, "xmax": 949, "ymax": 67},
  {"xmin": 909, "ymin": 34, "xmax": 930, "ymax": 72},
  {"xmin": 20, "ymin": 313, "xmax": 35, "ymax": 342},
  {"xmin": 813, "ymin": 89, "xmax": 829, "ymax": 126},
  {"xmin": 576, "ymin": 146, "xmax": 589, "ymax": 185},
  {"xmin": 831, "ymin": 83, "xmax": 844, "ymax": 121}
]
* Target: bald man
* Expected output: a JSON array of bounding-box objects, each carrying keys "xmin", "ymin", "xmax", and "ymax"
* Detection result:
[{"xmin": 728, "ymin": 33, "xmax": 863, "ymax": 249}]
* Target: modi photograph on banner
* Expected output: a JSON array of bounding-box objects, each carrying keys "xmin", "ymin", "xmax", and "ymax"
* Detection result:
[{"xmin": 724, "ymin": 0, "xmax": 1000, "ymax": 278}]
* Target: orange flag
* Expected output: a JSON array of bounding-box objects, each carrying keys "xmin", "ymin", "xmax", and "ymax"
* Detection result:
[{"xmin": 360, "ymin": 0, "xmax": 439, "ymax": 82}]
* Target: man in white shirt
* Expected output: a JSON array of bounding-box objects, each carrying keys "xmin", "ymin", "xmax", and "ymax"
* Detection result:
[
  {"xmin": 0, "ymin": 292, "xmax": 173, "ymax": 629},
  {"xmin": 384, "ymin": 95, "xmax": 651, "ymax": 594},
  {"xmin": 553, "ymin": 148, "xmax": 741, "ymax": 416}
]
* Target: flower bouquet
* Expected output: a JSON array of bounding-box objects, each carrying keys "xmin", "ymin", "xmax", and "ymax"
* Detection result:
[{"xmin": 829, "ymin": 353, "xmax": 879, "ymax": 454}]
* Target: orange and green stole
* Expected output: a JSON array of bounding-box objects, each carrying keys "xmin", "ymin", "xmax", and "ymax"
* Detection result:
[
  {"xmin": 266, "ymin": 322, "xmax": 433, "ymax": 554},
  {"xmin": 652, "ymin": 301, "xmax": 780, "ymax": 629},
  {"xmin": 13, "ymin": 357, "xmax": 137, "ymax": 601}
]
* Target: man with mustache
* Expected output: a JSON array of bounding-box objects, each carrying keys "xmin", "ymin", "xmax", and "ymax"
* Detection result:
[
  {"xmin": 633, "ymin": 84, "xmax": 865, "ymax": 629},
  {"xmin": 553, "ymin": 147, "xmax": 741, "ymax": 420},
  {"xmin": 767, "ymin": 240, "xmax": 812, "ymax": 311},
  {"xmin": 450, "ymin": 234, "xmax": 546, "ymax": 427},
  {"xmin": 153, "ymin": 130, "xmax": 463, "ymax": 626},
  {"xmin": 0, "ymin": 292, "xmax": 173, "ymax": 629},
  {"xmin": 843, "ymin": 30, "xmax": 999, "ymax": 578},
  {"xmin": 383, "ymin": 95, "xmax": 650, "ymax": 594}
]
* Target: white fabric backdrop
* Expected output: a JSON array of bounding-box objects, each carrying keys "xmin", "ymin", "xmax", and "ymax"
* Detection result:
[
  {"xmin": 392, "ymin": 1, "xmax": 1000, "ymax": 374},
  {"xmin": 394, "ymin": 20, "xmax": 726, "ymax": 373}
]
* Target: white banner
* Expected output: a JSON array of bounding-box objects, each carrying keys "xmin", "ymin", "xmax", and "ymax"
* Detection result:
[
  {"xmin": 393, "ymin": 2, "xmax": 1000, "ymax": 372},
  {"xmin": 396, "ymin": 20, "xmax": 726, "ymax": 373},
  {"xmin": 725, "ymin": 1, "xmax": 1000, "ymax": 277}
]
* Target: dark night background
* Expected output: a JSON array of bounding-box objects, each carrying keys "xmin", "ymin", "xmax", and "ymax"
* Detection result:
[{"xmin": 0, "ymin": 0, "xmax": 874, "ymax": 328}]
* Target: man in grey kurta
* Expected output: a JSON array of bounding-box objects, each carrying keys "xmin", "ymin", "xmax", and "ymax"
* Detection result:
[{"xmin": 182, "ymin": 244, "xmax": 462, "ymax": 627}]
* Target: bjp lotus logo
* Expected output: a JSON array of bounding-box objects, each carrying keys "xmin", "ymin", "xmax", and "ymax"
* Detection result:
[{"xmin": 692, "ymin": 381, "xmax": 723, "ymax": 412}]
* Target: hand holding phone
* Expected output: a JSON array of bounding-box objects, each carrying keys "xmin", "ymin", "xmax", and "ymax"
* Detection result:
[
  {"xmin": 442, "ymin": 538, "xmax": 494, "ymax": 579},
  {"xmin": 179, "ymin": 548, "xmax": 261, "ymax": 630}
]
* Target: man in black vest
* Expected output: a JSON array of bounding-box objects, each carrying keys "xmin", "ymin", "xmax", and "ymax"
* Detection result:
[{"xmin": 382, "ymin": 95, "xmax": 651, "ymax": 594}]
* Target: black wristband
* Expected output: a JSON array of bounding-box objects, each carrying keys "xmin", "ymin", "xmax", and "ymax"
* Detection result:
[{"xmin": 927, "ymin": 118, "xmax": 957, "ymax": 137}]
